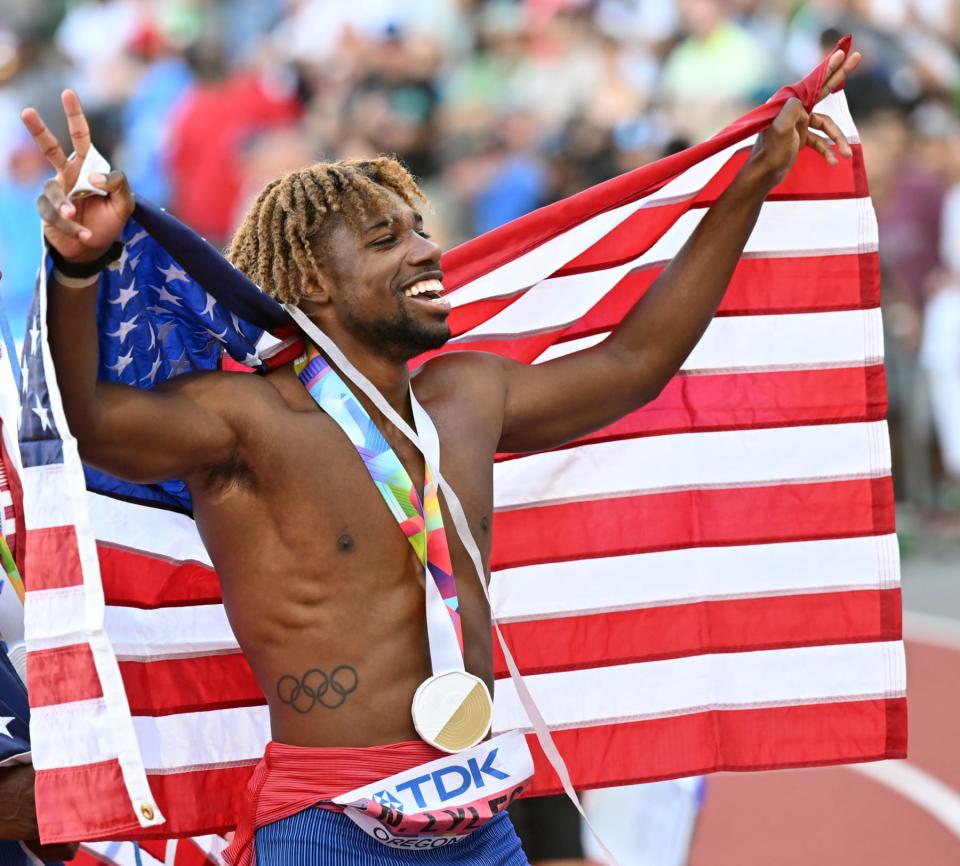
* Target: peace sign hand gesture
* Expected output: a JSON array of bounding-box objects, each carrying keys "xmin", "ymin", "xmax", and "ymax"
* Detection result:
[{"xmin": 21, "ymin": 89, "xmax": 134, "ymax": 264}]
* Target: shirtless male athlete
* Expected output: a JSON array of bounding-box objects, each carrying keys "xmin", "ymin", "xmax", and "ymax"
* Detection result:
[{"xmin": 23, "ymin": 48, "xmax": 859, "ymax": 866}]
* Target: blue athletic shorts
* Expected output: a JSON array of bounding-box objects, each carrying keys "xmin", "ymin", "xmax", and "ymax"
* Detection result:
[{"xmin": 254, "ymin": 807, "xmax": 529, "ymax": 865}]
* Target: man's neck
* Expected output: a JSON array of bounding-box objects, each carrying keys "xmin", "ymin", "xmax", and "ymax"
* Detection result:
[{"xmin": 305, "ymin": 337, "xmax": 413, "ymax": 426}]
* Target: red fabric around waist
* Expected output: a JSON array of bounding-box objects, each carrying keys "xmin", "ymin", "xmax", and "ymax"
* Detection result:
[{"xmin": 225, "ymin": 739, "xmax": 445, "ymax": 866}]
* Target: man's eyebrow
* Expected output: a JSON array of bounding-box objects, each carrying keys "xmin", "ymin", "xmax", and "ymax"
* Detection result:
[{"xmin": 363, "ymin": 212, "xmax": 423, "ymax": 232}]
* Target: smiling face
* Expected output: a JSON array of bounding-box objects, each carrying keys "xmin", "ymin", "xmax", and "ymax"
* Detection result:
[{"xmin": 306, "ymin": 191, "xmax": 450, "ymax": 362}]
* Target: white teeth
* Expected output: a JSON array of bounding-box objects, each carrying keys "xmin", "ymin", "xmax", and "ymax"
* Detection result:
[{"xmin": 403, "ymin": 279, "xmax": 443, "ymax": 298}]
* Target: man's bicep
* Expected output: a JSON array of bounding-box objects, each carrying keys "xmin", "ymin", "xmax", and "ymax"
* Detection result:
[{"xmin": 80, "ymin": 374, "xmax": 240, "ymax": 483}]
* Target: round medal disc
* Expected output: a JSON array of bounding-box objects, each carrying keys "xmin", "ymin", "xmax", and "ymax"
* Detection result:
[{"xmin": 412, "ymin": 670, "xmax": 494, "ymax": 753}]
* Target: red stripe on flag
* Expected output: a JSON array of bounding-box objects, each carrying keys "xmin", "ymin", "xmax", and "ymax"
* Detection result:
[
  {"xmin": 98, "ymin": 544, "xmax": 220, "ymax": 609},
  {"xmin": 26, "ymin": 646, "xmax": 264, "ymax": 715},
  {"xmin": 491, "ymin": 477, "xmax": 895, "ymax": 571},
  {"xmin": 444, "ymin": 251, "xmax": 879, "ymax": 343},
  {"xmin": 0, "ymin": 421, "xmax": 24, "ymax": 567},
  {"xmin": 138, "ymin": 841, "xmax": 167, "ymax": 861},
  {"xmin": 36, "ymin": 760, "xmax": 253, "ymax": 844},
  {"xmin": 560, "ymin": 148, "xmax": 866, "ymax": 275},
  {"xmin": 564, "ymin": 251, "xmax": 880, "ymax": 330},
  {"xmin": 25, "ymin": 525, "xmax": 84, "ymax": 590},
  {"xmin": 120, "ymin": 653, "xmax": 264, "ymax": 716},
  {"xmin": 28, "ymin": 643, "xmax": 103, "ymax": 706},
  {"xmin": 494, "ymin": 589, "xmax": 903, "ymax": 678},
  {"xmin": 523, "ymin": 697, "xmax": 907, "ymax": 796},
  {"xmin": 497, "ymin": 365, "xmax": 887, "ymax": 458}
]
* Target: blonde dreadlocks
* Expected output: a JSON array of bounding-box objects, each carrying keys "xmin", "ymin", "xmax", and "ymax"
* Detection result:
[{"xmin": 228, "ymin": 157, "xmax": 427, "ymax": 306}]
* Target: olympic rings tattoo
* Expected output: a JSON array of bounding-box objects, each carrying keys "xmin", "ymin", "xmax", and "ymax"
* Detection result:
[{"xmin": 276, "ymin": 665, "xmax": 360, "ymax": 713}]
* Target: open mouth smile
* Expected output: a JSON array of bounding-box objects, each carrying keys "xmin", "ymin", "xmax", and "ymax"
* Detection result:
[{"xmin": 401, "ymin": 278, "xmax": 450, "ymax": 311}]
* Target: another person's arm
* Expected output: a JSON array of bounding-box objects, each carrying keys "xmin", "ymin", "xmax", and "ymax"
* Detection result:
[{"xmin": 494, "ymin": 50, "xmax": 860, "ymax": 453}]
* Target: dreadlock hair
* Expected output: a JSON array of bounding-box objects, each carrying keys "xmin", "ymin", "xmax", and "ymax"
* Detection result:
[{"xmin": 228, "ymin": 156, "xmax": 427, "ymax": 306}]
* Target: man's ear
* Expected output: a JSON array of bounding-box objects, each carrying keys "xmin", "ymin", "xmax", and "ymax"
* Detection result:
[{"xmin": 299, "ymin": 274, "xmax": 333, "ymax": 306}]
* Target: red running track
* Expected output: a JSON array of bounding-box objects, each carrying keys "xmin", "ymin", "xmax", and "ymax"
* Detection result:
[{"xmin": 688, "ymin": 636, "xmax": 960, "ymax": 865}]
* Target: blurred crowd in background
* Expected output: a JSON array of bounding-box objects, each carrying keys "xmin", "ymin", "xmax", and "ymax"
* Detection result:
[{"xmin": 0, "ymin": 0, "xmax": 959, "ymax": 518}]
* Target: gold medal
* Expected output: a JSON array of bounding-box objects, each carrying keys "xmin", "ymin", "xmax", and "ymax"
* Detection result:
[{"xmin": 412, "ymin": 670, "xmax": 494, "ymax": 753}]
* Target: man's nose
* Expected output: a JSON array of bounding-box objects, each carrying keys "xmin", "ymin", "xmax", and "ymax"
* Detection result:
[{"xmin": 409, "ymin": 232, "xmax": 442, "ymax": 266}]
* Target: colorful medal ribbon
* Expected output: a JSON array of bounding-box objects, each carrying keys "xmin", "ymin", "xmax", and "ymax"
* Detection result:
[{"xmin": 295, "ymin": 353, "xmax": 463, "ymax": 655}]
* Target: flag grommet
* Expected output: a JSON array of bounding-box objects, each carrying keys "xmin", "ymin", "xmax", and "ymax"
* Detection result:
[{"xmin": 139, "ymin": 803, "xmax": 155, "ymax": 821}]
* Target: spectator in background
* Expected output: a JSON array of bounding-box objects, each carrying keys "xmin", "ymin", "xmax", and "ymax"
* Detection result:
[
  {"xmin": 660, "ymin": 0, "xmax": 774, "ymax": 140},
  {"xmin": 166, "ymin": 41, "xmax": 303, "ymax": 248},
  {"xmin": 0, "ymin": 136, "xmax": 47, "ymax": 331},
  {"xmin": 921, "ymin": 105, "xmax": 960, "ymax": 496},
  {"xmin": 115, "ymin": 11, "xmax": 197, "ymax": 207}
]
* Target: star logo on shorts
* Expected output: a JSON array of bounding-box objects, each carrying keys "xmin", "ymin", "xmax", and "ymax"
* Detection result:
[{"xmin": 373, "ymin": 790, "xmax": 404, "ymax": 813}]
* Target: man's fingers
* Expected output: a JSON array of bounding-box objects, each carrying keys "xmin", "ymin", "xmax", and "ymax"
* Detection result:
[
  {"xmin": 43, "ymin": 178, "xmax": 75, "ymax": 218},
  {"xmin": 805, "ymin": 130, "xmax": 838, "ymax": 166},
  {"xmin": 20, "ymin": 107, "xmax": 68, "ymax": 173},
  {"xmin": 36, "ymin": 193, "xmax": 91, "ymax": 240},
  {"xmin": 809, "ymin": 113, "xmax": 851, "ymax": 157},
  {"xmin": 92, "ymin": 169, "xmax": 135, "ymax": 213},
  {"xmin": 92, "ymin": 169, "xmax": 128, "ymax": 194},
  {"xmin": 61, "ymin": 89, "xmax": 91, "ymax": 160},
  {"xmin": 819, "ymin": 50, "xmax": 862, "ymax": 101},
  {"xmin": 773, "ymin": 97, "xmax": 804, "ymax": 132}
]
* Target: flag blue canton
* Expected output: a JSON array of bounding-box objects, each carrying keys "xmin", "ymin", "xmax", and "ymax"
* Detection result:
[
  {"xmin": 23, "ymin": 197, "xmax": 292, "ymax": 512},
  {"xmin": 0, "ymin": 642, "xmax": 30, "ymax": 765}
]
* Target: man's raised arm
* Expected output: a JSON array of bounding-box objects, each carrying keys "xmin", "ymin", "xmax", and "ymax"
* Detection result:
[
  {"xmin": 23, "ymin": 90, "xmax": 240, "ymax": 484},
  {"xmin": 495, "ymin": 50, "xmax": 860, "ymax": 454}
]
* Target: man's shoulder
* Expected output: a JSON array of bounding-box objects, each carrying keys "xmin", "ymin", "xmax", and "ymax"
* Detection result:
[{"xmin": 417, "ymin": 349, "xmax": 507, "ymax": 393}]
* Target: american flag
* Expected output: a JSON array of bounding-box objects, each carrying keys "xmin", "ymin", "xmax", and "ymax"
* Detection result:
[
  {"xmin": 22, "ymin": 39, "xmax": 905, "ymax": 846},
  {"xmin": 74, "ymin": 836, "xmax": 228, "ymax": 866}
]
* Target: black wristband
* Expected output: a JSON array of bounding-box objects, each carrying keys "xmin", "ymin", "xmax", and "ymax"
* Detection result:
[{"xmin": 47, "ymin": 241, "xmax": 124, "ymax": 279}]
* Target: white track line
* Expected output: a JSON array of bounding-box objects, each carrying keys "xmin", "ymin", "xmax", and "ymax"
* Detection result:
[
  {"xmin": 849, "ymin": 761, "xmax": 960, "ymax": 841},
  {"xmin": 903, "ymin": 611, "xmax": 960, "ymax": 652}
]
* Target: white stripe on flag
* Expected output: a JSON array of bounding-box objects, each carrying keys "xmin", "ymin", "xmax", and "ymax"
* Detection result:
[
  {"xmin": 490, "ymin": 533, "xmax": 901, "ymax": 622},
  {"xmin": 88, "ymin": 492, "xmax": 211, "ymax": 566},
  {"xmin": 493, "ymin": 421, "xmax": 891, "ymax": 510},
  {"xmin": 492, "ymin": 640, "xmax": 906, "ymax": 733},
  {"xmin": 106, "ymin": 604, "xmax": 237, "ymax": 659},
  {"xmin": 31, "ymin": 700, "xmax": 269, "ymax": 771},
  {"xmin": 534, "ymin": 308, "xmax": 884, "ymax": 372}
]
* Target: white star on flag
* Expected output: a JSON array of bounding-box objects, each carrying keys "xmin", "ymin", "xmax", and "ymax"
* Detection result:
[
  {"xmin": 156, "ymin": 285, "xmax": 183, "ymax": 307},
  {"xmin": 31, "ymin": 396, "xmax": 50, "ymax": 431},
  {"xmin": 159, "ymin": 262, "xmax": 188, "ymax": 284},
  {"xmin": 0, "ymin": 717, "xmax": 13, "ymax": 738},
  {"xmin": 127, "ymin": 228, "xmax": 149, "ymax": 246},
  {"xmin": 106, "ymin": 349, "xmax": 134, "ymax": 376},
  {"xmin": 106, "ymin": 244, "xmax": 129, "ymax": 274},
  {"xmin": 201, "ymin": 293, "xmax": 218, "ymax": 319},
  {"xmin": 169, "ymin": 350, "xmax": 190, "ymax": 377},
  {"xmin": 141, "ymin": 354, "xmax": 164, "ymax": 386},
  {"xmin": 108, "ymin": 282, "xmax": 139, "ymax": 311},
  {"xmin": 29, "ymin": 323, "xmax": 41, "ymax": 355},
  {"xmin": 107, "ymin": 315, "xmax": 140, "ymax": 344}
]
